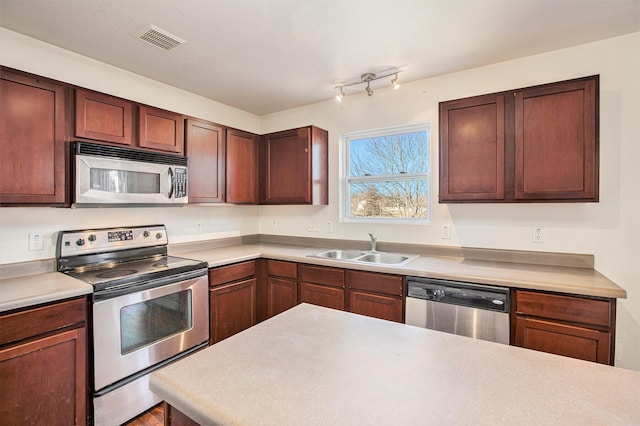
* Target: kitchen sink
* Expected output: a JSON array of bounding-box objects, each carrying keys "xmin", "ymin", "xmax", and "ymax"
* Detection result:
[
  {"xmin": 357, "ymin": 253, "xmax": 413, "ymax": 265},
  {"xmin": 313, "ymin": 249, "xmax": 366, "ymax": 260},
  {"xmin": 309, "ymin": 250, "xmax": 418, "ymax": 267}
]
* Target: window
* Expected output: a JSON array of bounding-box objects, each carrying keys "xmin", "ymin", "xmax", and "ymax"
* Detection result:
[{"xmin": 342, "ymin": 124, "xmax": 430, "ymax": 223}]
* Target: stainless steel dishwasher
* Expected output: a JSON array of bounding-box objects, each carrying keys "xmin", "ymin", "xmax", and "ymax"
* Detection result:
[{"xmin": 405, "ymin": 277, "xmax": 510, "ymax": 344}]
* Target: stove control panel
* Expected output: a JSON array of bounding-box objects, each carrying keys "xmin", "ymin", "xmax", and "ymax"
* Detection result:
[{"xmin": 57, "ymin": 225, "xmax": 168, "ymax": 257}]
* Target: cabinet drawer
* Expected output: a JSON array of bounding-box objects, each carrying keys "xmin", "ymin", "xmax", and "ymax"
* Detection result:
[
  {"xmin": 209, "ymin": 261, "xmax": 255, "ymax": 286},
  {"xmin": 347, "ymin": 270, "xmax": 403, "ymax": 296},
  {"xmin": 514, "ymin": 316, "xmax": 611, "ymax": 364},
  {"xmin": 0, "ymin": 298, "xmax": 87, "ymax": 346},
  {"xmin": 515, "ymin": 290, "xmax": 612, "ymax": 328},
  {"xmin": 267, "ymin": 260, "xmax": 297, "ymax": 279},
  {"xmin": 299, "ymin": 265, "xmax": 344, "ymax": 287}
]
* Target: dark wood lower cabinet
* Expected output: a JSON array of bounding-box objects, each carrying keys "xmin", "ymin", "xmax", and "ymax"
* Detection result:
[
  {"xmin": 266, "ymin": 260, "xmax": 298, "ymax": 318},
  {"xmin": 209, "ymin": 279, "xmax": 256, "ymax": 344},
  {"xmin": 349, "ymin": 290, "xmax": 403, "ymax": 323},
  {"xmin": 209, "ymin": 261, "xmax": 257, "ymax": 344},
  {"xmin": 297, "ymin": 265, "xmax": 405, "ymax": 323},
  {"xmin": 299, "ymin": 264, "xmax": 345, "ymax": 311},
  {"xmin": 300, "ymin": 282, "xmax": 345, "ymax": 310},
  {"xmin": 267, "ymin": 276, "xmax": 298, "ymax": 318},
  {"xmin": 0, "ymin": 298, "xmax": 88, "ymax": 425},
  {"xmin": 164, "ymin": 403, "xmax": 200, "ymax": 426},
  {"xmin": 514, "ymin": 316, "xmax": 611, "ymax": 364},
  {"xmin": 512, "ymin": 290, "xmax": 615, "ymax": 365}
]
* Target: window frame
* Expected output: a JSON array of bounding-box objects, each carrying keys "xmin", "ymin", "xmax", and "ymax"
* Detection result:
[{"xmin": 340, "ymin": 123, "xmax": 431, "ymax": 224}]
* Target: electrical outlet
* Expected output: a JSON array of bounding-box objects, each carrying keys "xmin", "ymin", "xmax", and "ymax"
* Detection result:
[
  {"xmin": 271, "ymin": 220, "xmax": 278, "ymax": 230},
  {"xmin": 532, "ymin": 227, "xmax": 544, "ymax": 243},
  {"xmin": 29, "ymin": 232, "xmax": 44, "ymax": 251},
  {"xmin": 442, "ymin": 224, "xmax": 451, "ymax": 239},
  {"xmin": 306, "ymin": 223, "xmax": 319, "ymax": 232},
  {"xmin": 326, "ymin": 221, "xmax": 333, "ymax": 233}
]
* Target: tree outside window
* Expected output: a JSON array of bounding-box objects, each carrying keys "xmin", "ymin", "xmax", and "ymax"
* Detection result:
[{"xmin": 343, "ymin": 125, "xmax": 430, "ymax": 223}]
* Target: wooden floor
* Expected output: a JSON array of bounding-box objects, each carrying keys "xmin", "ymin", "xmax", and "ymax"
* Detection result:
[{"xmin": 123, "ymin": 403, "xmax": 164, "ymax": 426}]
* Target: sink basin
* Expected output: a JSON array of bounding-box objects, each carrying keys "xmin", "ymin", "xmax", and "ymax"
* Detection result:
[
  {"xmin": 313, "ymin": 249, "xmax": 366, "ymax": 260},
  {"xmin": 309, "ymin": 250, "xmax": 418, "ymax": 266},
  {"xmin": 357, "ymin": 253, "xmax": 412, "ymax": 265}
]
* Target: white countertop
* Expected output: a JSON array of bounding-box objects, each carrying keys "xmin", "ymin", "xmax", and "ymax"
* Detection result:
[
  {"xmin": 0, "ymin": 272, "xmax": 92, "ymax": 312},
  {"xmin": 1, "ymin": 241, "xmax": 625, "ymax": 313},
  {"xmin": 179, "ymin": 243, "xmax": 626, "ymax": 298},
  {"xmin": 150, "ymin": 304, "xmax": 640, "ymax": 425}
]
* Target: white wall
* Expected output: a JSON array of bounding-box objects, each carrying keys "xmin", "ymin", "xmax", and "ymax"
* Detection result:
[
  {"xmin": 0, "ymin": 27, "xmax": 261, "ymax": 264},
  {"xmin": 259, "ymin": 32, "xmax": 640, "ymax": 370}
]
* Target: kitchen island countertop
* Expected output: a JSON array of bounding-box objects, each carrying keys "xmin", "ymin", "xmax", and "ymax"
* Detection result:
[{"xmin": 150, "ymin": 303, "xmax": 640, "ymax": 425}]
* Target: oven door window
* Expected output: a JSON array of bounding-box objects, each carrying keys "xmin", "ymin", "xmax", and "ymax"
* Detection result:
[{"xmin": 120, "ymin": 289, "xmax": 192, "ymax": 354}]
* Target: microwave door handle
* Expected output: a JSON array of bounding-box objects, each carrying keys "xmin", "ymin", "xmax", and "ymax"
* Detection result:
[{"xmin": 167, "ymin": 167, "xmax": 175, "ymax": 199}]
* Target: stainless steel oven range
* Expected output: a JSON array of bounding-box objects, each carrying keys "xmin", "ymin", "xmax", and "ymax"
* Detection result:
[{"xmin": 57, "ymin": 225, "xmax": 209, "ymax": 426}]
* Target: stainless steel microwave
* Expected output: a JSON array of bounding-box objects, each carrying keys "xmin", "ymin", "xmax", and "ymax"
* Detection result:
[{"xmin": 72, "ymin": 141, "xmax": 188, "ymax": 207}]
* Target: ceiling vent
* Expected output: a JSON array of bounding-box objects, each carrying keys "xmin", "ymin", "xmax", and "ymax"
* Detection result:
[{"xmin": 135, "ymin": 24, "xmax": 186, "ymax": 51}]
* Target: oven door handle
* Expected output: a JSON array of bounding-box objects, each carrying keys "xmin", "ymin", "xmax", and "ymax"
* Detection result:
[
  {"xmin": 92, "ymin": 268, "xmax": 207, "ymax": 302},
  {"xmin": 167, "ymin": 167, "xmax": 175, "ymax": 199}
]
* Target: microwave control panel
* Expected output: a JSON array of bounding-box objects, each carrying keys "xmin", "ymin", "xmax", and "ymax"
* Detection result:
[{"xmin": 174, "ymin": 168, "xmax": 187, "ymax": 198}]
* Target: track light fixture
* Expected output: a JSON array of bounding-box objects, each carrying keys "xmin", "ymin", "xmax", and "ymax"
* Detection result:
[
  {"xmin": 391, "ymin": 73, "xmax": 400, "ymax": 90},
  {"xmin": 335, "ymin": 69, "xmax": 402, "ymax": 101}
]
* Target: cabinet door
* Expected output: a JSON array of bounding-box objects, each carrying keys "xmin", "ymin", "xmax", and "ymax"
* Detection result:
[
  {"xmin": 138, "ymin": 105, "xmax": 184, "ymax": 154},
  {"xmin": 261, "ymin": 127, "xmax": 311, "ymax": 204},
  {"xmin": 186, "ymin": 119, "xmax": 225, "ymax": 203},
  {"xmin": 349, "ymin": 290, "xmax": 403, "ymax": 323},
  {"xmin": 514, "ymin": 76, "xmax": 598, "ymax": 200},
  {"xmin": 300, "ymin": 282, "xmax": 345, "ymax": 311},
  {"xmin": 439, "ymin": 93, "xmax": 505, "ymax": 201},
  {"xmin": 259, "ymin": 126, "xmax": 328, "ymax": 205},
  {"xmin": 209, "ymin": 278, "xmax": 256, "ymax": 344},
  {"xmin": 267, "ymin": 277, "xmax": 298, "ymax": 318},
  {"xmin": 0, "ymin": 328, "xmax": 87, "ymax": 425},
  {"xmin": 226, "ymin": 129, "xmax": 258, "ymax": 204},
  {"xmin": 0, "ymin": 68, "xmax": 67, "ymax": 205},
  {"xmin": 514, "ymin": 316, "xmax": 611, "ymax": 364},
  {"xmin": 75, "ymin": 89, "xmax": 133, "ymax": 145}
]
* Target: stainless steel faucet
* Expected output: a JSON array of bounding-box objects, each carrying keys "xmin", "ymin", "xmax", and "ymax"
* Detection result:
[{"xmin": 368, "ymin": 233, "xmax": 377, "ymax": 252}]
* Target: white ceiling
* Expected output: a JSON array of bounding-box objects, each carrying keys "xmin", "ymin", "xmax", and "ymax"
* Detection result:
[{"xmin": 1, "ymin": 0, "xmax": 639, "ymax": 115}]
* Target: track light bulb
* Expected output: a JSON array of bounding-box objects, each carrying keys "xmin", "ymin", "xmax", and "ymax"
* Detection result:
[
  {"xmin": 366, "ymin": 82, "xmax": 374, "ymax": 96},
  {"xmin": 391, "ymin": 73, "xmax": 400, "ymax": 90},
  {"xmin": 336, "ymin": 87, "xmax": 345, "ymax": 102}
]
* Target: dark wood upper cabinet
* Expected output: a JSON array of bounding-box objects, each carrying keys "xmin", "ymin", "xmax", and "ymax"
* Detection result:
[
  {"xmin": 439, "ymin": 75, "xmax": 598, "ymax": 203},
  {"xmin": 226, "ymin": 129, "xmax": 258, "ymax": 204},
  {"xmin": 138, "ymin": 105, "xmax": 185, "ymax": 154},
  {"xmin": 75, "ymin": 89, "xmax": 133, "ymax": 146},
  {"xmin": 439, "ymin": 94, "xmax": 505, "ymax": 201},
  {"xmin": 514, "ymin": 78, "xmax": 598, "ymax": 200},
  {"xmin": 186, "ymin": 118, "xmax": 225, "ymax": 203},
  {"xmin": 260, "ymin": 125, "xmax": 328, "ymax": 205},
  {"xmin": 0, "ymin": 68, "xmax": 68, "ymax": 206}
]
